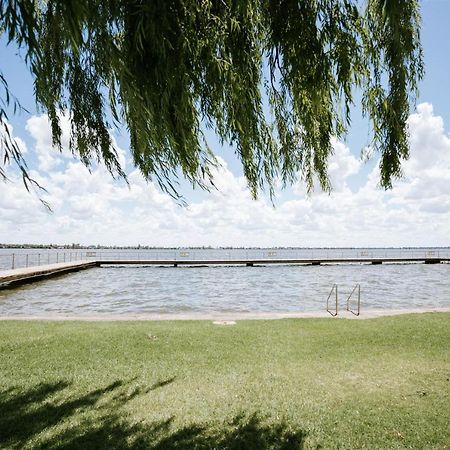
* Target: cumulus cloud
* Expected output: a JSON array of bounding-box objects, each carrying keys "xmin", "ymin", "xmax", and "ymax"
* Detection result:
[
  {"xmin": 292, "ymin": 137, "xmax": 361, "ymax": 196},
  {"xmin": 0, "ymin": 119, "xmax": 28, "ymax": 166},
  {"xmin": 25, "ymin": 113, "xmax": 71, "ymax": 172},
  {"xmin": 0, "ymin": 103, "xmax": 449, "ymax": 247}
]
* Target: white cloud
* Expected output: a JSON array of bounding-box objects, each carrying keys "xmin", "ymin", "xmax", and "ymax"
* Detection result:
[
  {"xmin": 328, "ymin": 138, "xmax": 362, "ymax": 191},
  {"xmin": 0, "ymin": 119, "xmax": 28, "ymax": 162},
  {"xmin": 0, "ymin": 103, "xmax": 449, "ymax": 247},
  {"xmin": 405, "ymin": 102, "xmax": 450, "ymax": 173},
  {"xmin": 25, "ymin": 113, "xmax": 70, "ymax": 172},
  {"xmin": 292, "ymin": 138, "xmax": 361, "ymax": 196}
]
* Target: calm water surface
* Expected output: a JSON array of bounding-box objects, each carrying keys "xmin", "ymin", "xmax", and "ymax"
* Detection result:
[{"xmin": 0, "ymin": 263, "xmax": 449, "ymax": 315}]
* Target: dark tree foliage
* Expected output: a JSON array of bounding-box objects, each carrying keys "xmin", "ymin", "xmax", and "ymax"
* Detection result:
[{"xmin": 0, "ymin": 0, "xmax": 423, "ymax": 198}]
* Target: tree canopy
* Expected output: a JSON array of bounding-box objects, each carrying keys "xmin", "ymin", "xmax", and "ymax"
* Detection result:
[{"xmin": 0, "ymin": 0, "xmax": 423, "ymax": 199}]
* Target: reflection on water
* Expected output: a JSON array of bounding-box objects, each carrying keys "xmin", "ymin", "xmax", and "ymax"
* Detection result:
[{"xmin": 0, "ymin": 263, "xmax": 449, "ymax": 315}]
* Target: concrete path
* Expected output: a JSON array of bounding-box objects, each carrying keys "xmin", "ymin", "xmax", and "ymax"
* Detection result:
[{"xmin": 1, "ymin": 307, "xmax": 449, "ymax": 321}]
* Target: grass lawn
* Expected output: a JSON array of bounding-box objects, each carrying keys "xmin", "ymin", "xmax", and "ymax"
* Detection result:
[{"xmin": 0, "ymin": 313, "xmax": 449, "ymax": 449}]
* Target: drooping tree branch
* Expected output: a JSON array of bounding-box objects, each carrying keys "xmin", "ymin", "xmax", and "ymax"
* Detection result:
[{"xmin": 0, "ymin": 0, "xmax": 423, "ymax": 197}]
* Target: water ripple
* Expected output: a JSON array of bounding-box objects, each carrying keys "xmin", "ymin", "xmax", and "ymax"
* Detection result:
[{"xmin": 0, "ymin": 264, "xmax": 449, "ymax": 315}]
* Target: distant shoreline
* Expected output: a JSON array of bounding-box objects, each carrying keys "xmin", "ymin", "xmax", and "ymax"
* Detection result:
[{"xmin": 2, "ymin": 245, "xmax": 450, "ymax": 250}]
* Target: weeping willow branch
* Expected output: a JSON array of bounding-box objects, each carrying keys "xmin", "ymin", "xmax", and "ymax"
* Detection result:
[{"xmin": 0, "ymin": 0, "xmax": 423, "ymax": 197}]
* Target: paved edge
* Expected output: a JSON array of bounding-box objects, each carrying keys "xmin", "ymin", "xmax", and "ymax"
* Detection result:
[
  {"xmin": 0, "ymin": 260, "xmax": 97, "ymax": 285},
  {"xmin": 1, "ymin": 307, "xmax": 449, "ymax": 321}
]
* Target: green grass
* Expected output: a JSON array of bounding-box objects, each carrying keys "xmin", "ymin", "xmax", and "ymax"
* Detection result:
[{"xmin": 0, "ymin": 313, "xmax": 449, "ymax": 449}]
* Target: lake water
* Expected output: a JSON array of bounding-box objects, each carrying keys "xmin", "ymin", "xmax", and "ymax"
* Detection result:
[{"xmin": 0, "ymin": 258, "xmax": 449, "ymax": 316}]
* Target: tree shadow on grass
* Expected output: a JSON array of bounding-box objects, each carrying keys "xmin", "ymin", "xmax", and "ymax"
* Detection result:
[
  {"xmin": 0, "ymin": 379, "xmax": 125, "ymax": 448},
  {"xmin": 0, "ymin": 378, "xmax": 306, "ymax": 450}
]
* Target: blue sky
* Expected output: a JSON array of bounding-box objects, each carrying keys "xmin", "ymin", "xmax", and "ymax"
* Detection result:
[{"xmin": 1, "ymin": 1, "xmax": 450, "ymax": 246}]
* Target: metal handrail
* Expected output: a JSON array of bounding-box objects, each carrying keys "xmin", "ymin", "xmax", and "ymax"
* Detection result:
[
  {"xmin": 326, "ymin": 284, "xmax": 338, "ymax": 316},
  {"xmin": 2, "ymin": 248, "xmax": 450, "ymax": 270},
  {"xmin": 346, "ymin": 284, "xmax": 361, "ymax": 316},
  {"xmin": 0, "ymin": 251, "xmax": 87, "ymax": 271}
]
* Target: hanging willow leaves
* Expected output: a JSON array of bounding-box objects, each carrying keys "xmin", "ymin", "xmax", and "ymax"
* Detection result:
[{"xmin": 0, "ymin": 0, "xmax": 423, "ymax": 198}]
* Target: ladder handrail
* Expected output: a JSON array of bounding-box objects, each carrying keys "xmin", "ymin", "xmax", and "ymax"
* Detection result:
[
  {"xmin": 326, "ymin": 284, "xmax": 338, "ymax": 316},
  {"xmin": 326, "ymin": 283, "xmax": 361, "ymax": 316},
  {"xmin": 346, "ymin": 283, "xmax": 361, "ymax": 316}
]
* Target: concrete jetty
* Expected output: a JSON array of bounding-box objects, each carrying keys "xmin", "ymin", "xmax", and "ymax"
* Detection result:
[
  {"xmin": 95, "ymin": 257, "xmax": 448, "ymax": 266},
  {"xmin": 0, "ymin": 260, "xmax": 97, "ymax": 287},
  {"xmin": 0, "ymin": 256, "xmax": 448, "ymax": 287}
]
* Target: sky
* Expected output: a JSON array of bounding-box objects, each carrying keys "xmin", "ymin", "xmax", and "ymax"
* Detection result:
[{"xmin": 0, "ymin": 0, "xmax": 449, "ymax": 247}]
